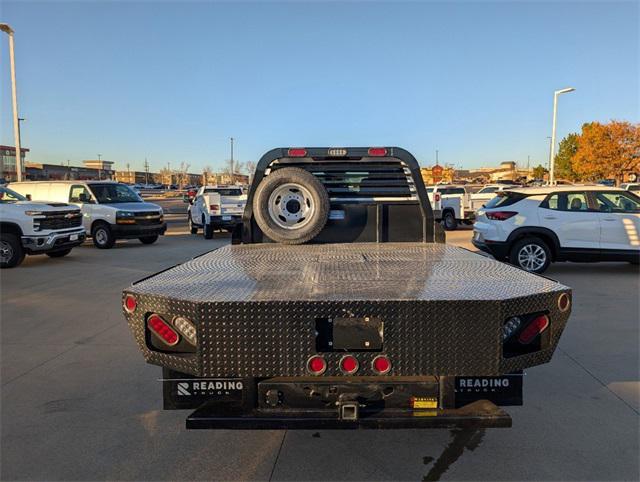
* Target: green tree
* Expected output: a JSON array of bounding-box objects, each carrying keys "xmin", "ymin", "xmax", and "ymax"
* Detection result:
[
  {"xmin": 554, "ymin": 133, "xmax": 580, "ymax": 181},
  {"xmin": 532, "ymin": 164, "xmax": 547, "ymax": 179}
]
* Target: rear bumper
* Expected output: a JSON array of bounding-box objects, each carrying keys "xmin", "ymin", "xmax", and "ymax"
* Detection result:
[
  {"xmin": 208, "ymin": 215, "xmax": 241, "ymax": 228},
  {"xmin": 472, "ymin": 238, "xmax": 510, "ymax": 260},
  {"xmin": 111, "ymin": 223, "xmax": 167, "ymax": 239},
  {"xmin": 186, "ymin": 399, "xmax": 511, "ymax": 429},
  {"xmin": 21, "ymin": 227, "xmax": 86, "ymax": 253}
]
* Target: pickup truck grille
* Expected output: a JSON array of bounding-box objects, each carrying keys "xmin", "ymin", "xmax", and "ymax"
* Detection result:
[
  {"xmin": 36, "ymin": 210, "xmax": 83, "ymax": 230},
  {"xmin": 271, "ymin": 161, "xmax": 418, "ymax": 203},
  {"xmin": 134, "ymin": 211, "xmax": 162, "ymax": 225}
]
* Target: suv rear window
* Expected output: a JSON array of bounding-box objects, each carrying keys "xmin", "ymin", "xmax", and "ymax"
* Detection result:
[{"xmin": 484, "ymin": 192, "xmax": 527, "ymax": 208}]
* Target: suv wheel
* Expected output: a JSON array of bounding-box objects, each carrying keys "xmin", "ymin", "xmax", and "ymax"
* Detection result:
[
  {"xmin": 0, "ymin": 233, "xmax": 25, "ymax": 268},
  {"xmin": 92, "ymin": 223, "xmax": 116, "ymax": 249},
  {"xmin": 188, "ymin": 214, "xmax": 198, "ymax": 234},
  {"xmin": 442, "ymin": 211, "xmax": 457, "ymax": 231},
  {"xmin": 509, "ymin": 237, "xmax": 551, "ymax": 274}
]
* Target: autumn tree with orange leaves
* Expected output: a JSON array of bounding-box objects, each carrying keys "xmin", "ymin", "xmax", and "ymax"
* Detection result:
[{"xmin": 568, "ymin": 121, "xmax": 640, "ymax": 182}]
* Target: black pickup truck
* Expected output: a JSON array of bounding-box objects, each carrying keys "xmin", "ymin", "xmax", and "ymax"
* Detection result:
[{"xmin": 122, "ymin": 147, "xmax": 572, "ymax": 429}]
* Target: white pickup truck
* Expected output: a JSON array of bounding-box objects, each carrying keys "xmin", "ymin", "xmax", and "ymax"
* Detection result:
[
  {"xmin": 425, "ymin": 185, "xmax": 474, "ymax": 230},
  {"xmin": 187, "ymin": 186, "xmax": 247, "ymax": 239},
  {"xmin": 0, "ymin": 186, "xmax": 86, "ymax": 268}
]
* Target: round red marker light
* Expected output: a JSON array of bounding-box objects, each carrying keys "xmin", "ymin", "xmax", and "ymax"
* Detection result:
[
  {"xmin": 558, "ymin": 293, "xmax": 571, "ymax": 312},
  {"xmin": 340, "ymin": 355, "xmax": 359, "ymax": 374},
  {"xmin": 307, "ymin": 356, "xmax": 327, "ymax": 375},
  {"xmin": 123, "ymin": 294, "xmax": 137, "ymax": 313},
  {"xmin": 372, "ymin": 355, "xmax": 391, "ymax": 374}
]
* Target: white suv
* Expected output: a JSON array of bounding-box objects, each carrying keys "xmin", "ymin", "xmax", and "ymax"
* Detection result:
[{"xmin": 473, "ymin": 186, "xmax": 640, "ymax": 273}]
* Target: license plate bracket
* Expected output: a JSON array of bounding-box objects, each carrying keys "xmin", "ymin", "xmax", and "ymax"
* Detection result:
[{"xmin": 315, "ymin": 317, "xmax": 383, "ymax": 352}]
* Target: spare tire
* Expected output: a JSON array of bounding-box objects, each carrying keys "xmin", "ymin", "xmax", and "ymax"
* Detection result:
[{"xmin": 253, "ymin": 167, "xmax": 329, "ymax": 244}]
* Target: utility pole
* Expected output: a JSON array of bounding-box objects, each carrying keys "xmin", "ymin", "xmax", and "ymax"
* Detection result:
[
  {"xmin": 144, "ymin": 158, "xmax": 149, "ymax": 185},
  {"xmin": 435, "ymin": 149, "xmax": 439, "ymax": 165},
  {"xmin": 97, "ymin": 153, "xmax": 102, "ymax": 180},
  {"xmin": 549, "ymin": 87, "xmax": 575, "ymax": 185},
  {"xmin": 0, "ymin": 24, "xmax": 23, "ymax": 181},
  {"xmin": 230, "ymin": 137, "xmax": 235, "ymax": 182}
]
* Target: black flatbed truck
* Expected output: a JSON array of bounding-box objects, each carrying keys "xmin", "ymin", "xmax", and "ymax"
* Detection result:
[{"xmin": 123, "ymin": 147, "xmax": 572, "ymax": 429}]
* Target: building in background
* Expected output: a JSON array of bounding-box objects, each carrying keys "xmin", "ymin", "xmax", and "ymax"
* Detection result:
[
  {"xmin": 25, "ymin": 163, "xmax": 104, "ymax": 180},
  {"xmin": 0, "ymin": 145, "xmax": 29, "ymax": 181},
  {"xmin": 82, "ymin": 160, "xmax": 114, "ymax": 180}
]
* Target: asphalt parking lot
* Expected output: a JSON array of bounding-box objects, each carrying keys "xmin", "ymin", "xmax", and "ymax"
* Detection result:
[{"xmin": 1, "ymin": 199, "xmax": 638, "ymax": 481}]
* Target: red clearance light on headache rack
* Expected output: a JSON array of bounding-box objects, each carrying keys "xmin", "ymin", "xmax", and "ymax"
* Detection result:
[
  {"xmin": 147, "ymin": 314, "xmax": 179, "ymax": 346},
  {"xmin": 486, "ymin": 211, "xmax": 518, "ymax": 221},
  {"xmin": 518, "ymin": 314, "xmax": 550, "ymax": 345},
  {"xmin": 288, "ymin": 148, "xmax": 307, "ymax": 157},
  {"xmin": 123, "ymin": 294, "xmax": 137, "ymax": 313},
  {"xmin": 368, "ymin": 147, "xmax": 387, "ymax": 157}
]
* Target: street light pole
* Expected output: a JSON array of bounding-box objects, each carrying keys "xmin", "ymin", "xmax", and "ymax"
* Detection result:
[
  {"xmin": 549, "ymin": 87, "xmax": 575, "ymax": 185},
  {"xmin": 97, "ymin": 153, "xmax": 102, "ymax": 180},
  {"xmin": 0, "ymin": 23, "xmax": 23, "ymax": 181},
  {"xmin": 230, "ymin": 137, "xmax": 234, "ymax": 181}
]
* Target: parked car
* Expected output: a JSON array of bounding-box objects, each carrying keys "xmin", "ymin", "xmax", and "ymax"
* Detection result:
[
  {"xmin": 9, "ymin": 181, "xmax": 166, "ymax": 249},
  {"xmin": 425, "ymin": 185, "xmax": 474, "ymax": 230},
  {"xmin": 620, "ymin": 183, "xmax": 640, "ymax": 192},
  {"xmin": 469, "ymin": 184, "xmax": 519, "ymax": 211},
  {"xmin": 0, "ymin": 186, "xmax": 86, "ymax": 268},
  {"xmin": 186, "ymin": 185, "xmax": 246, "ymax": 238},
  {"xmin": 473, "ymin": 186, "xmax": 640, "ymax": 273}
]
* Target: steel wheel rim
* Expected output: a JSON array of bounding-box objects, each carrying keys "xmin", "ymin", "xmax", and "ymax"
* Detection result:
[
  {"xmin": 267, "ymin": 183, "xmax": 316, "ymax": 230},
  {"xmin": 0, "ymin": 240, "xmax": 14, "ymax": 263},
  {"xmin": 95, "ymin": 229, "xmax": 108, "ymax": 245},
  {"xmin": 518, "ymin": 244, "xmax": 546, "ymax": 271}
]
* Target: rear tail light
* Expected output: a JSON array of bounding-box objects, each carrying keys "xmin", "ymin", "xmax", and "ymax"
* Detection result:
[
  {"xmin": 210, "ymin": 204, "xmax": 220, "ymax": 211},
  {"xmin": 434, "ymin": 193, "xmax": 441, "ymax": 202},
  {"xmin": 339, "ymin": 355, "xmax": 359, "ymax": 374},
  {"xmin": 518, "ymin": 314, "xmax": 549, "ymax": 345},
  {"xmin": 288, "ymin": 148, "xmax": 307, "ymax": 157},
  {"xmin": 368, "ymin": 147, "xmax": 387, "ymax": 157},
  {"xmin": 502, "ymin": 316, "xmax": 522, "ymax": 340},
  {"xmin": 173, "ymin": 316, "xmax": 197, "ymax": 345},
  {"xmin": 123, "ymin": 294, "xmax": 137, "ymax": 313},
  {"xmin": 486, "ymin": 211, "xmax": 518, "ymax": 221},
  {"xmin": 307, "ymin": 355, "xmax": 327, "ymax": 375},
  {"xmin": 147, "ymin": 314, "xmax": 179, "ymax": 346},
  {"xmin": 372, "ymin": 355, "xmax": 391, "ymax": 374},
  {"xmin": 558, "ymin": 293, "xmax": 571, "ymax": 312}
]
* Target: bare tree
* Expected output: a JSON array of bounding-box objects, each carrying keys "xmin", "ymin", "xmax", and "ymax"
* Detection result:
[
  {"xmin": 173, "ymin": 162, "xmax": 191, "ymax": 189},
  {"xmin": 202, "ymin": 166, "xmax": 214, "ymax": 185}
]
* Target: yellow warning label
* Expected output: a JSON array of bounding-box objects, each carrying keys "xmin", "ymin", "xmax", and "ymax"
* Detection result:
[{"xmin": 411, "ymin": 397, "xmax": 438, "ymax": 409}]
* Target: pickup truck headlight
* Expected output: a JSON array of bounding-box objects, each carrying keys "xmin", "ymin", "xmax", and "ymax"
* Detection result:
[{"xmin": 116, "ymin": 211, "xmax": 136, "ymax": 224}]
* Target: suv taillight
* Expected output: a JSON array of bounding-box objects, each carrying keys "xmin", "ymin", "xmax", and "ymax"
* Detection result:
[
  {"xmin": 210, "ymin": 204, "xmax": 220, "ymax": 211},
  {"xmin": 434, "ymin": 193, "xmax": 441, "ymax": 202},
  {"xmin": 486, "ymin": 211, "xmax": 517, "ymax": 221}
]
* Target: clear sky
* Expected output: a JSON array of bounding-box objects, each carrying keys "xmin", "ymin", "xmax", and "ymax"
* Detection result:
[{"xmin": 1, "ymin": 1, "xmax": 638, "ymax": 173}]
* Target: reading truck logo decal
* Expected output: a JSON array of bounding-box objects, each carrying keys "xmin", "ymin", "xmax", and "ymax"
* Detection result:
[
  {"xmin": 457, "ymin": 377, "xmax": 510, "ymax": 392},
  {"xmin": 177, "ymin": 380, "xmax": 244, "ymax": 396}
]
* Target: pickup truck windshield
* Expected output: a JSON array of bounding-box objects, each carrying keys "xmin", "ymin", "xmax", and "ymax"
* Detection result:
[
  {"xmin": 0, "ymin": 187, "xmax": 27, "ymax": 203},
  {"xmin": 204, "ymin": 188, "xmax": 242, "ymax": 196},
  {"xmin": 88, "ymin": 184, "xmax": 142, "ymax": 204}
]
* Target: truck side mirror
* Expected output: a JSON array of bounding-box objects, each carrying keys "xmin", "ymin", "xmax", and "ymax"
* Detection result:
[
  {"xmin": 79, "ymin": 193, "xmax": 89, "ymax": 203},
  {"xmin": 183, "ymin": 195, "xmax": 191, "ymax": 204},
  {"xmin": 26, "ymin": 194, "xmax": 32, "ymax": 201}
]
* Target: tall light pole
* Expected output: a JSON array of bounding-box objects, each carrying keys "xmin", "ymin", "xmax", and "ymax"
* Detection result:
[
  {"xmin": 230, "ymin": 137, "xmax": 235, "ymax": 180},
  {"xmin": 97, "ymin": 154, "xmax": 102, "ymax": 180},
  {"xmin": 549, "ymin": 87, "xmax": 575, "ymax": 185},
  {"xmin": 0, "ymin": 23, "xmax": 23, "ymax": 181}
]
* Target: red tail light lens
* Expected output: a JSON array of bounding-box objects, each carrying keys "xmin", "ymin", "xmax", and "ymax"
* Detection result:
[
  {"xmin": 434, "ymin": 193, "xmax": 441, "ymax": 202},
  {"xmin": 368, "ymin": 147, "xmax": 387, "ymax": 157},
  {"xmin": 147, "ymin": 314, "xmax": 179, "ymax": 346},
  {"xmin": 288, "ymin": 148, "xmax": 307, "ymax": 157},
  {"xmin": 209, "ymin": 204, "xmax": 220, "ymax": 211},
  {"xmin": 307, "ymin": 355, "xmax": 327, "ymax": 375},
  {"xmin": 123, "ymin": 294, "xmax": 137, "ymax": 313},
  {"xmin": 486, "ymin": 211, "xmax": 518, "ymax": 221},
  {"xmin": 372, "ymin": 355, "xmax": 391, "ymax": 374},
  {"xmin": 340, "ymin": 355, "xmax": 359, "ymax": 374},
  {"xmin": 518, "ymin": 314, "xmax": 549, "ymax": 344}
]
